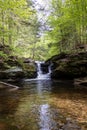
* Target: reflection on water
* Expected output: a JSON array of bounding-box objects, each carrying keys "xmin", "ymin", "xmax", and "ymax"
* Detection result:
[
  {"xmin": 39, "ymin": 104, "xmax": 55, "ymax": 130},
  {"xmin": 39, "ymin": 104, "xmax": 50, "ymax": 130},
  {"xmin": 0, "ymin": 79, "xmax": 87, "ymax": 130}
]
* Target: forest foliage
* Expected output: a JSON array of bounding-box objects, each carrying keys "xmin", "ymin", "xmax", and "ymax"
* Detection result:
[
  {"xmin": 46, "ymin": 0, "xmax": 87, "ymax": 57},
  {"xmin": 0, "ymin": 0, "xmax": 33, "ymax": 44},
  {"xmin": 0, "ymin": 0, "xmax": 38, "ymax": 58},
  {"xmin": 0, "ymin": 0, "xmax": 87, "ymax": 60}
]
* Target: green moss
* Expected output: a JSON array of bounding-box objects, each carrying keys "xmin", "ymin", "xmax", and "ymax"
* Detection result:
[
  {"xmin": 17, "ymin": 58, "xmax": 24, "ymax": 67},
  {"xmin": 0, "ymin": 51, "xmax": 8, "ymax": 60},
  {"xmin": 23, "ymin": 63, "xmax": 36, "ymax": 72}
]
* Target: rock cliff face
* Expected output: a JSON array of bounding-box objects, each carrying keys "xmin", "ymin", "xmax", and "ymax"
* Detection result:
[
  {"xmin": 0, "ymin": 58, "xmax": 37, "ymax": 82},
  {"xmin": 46, "ymin": 52, "xmax": 87, "ymax": 79},
  {"xmin": 0, "ymin": 45, "xmax": 37, "ymax": 82}
]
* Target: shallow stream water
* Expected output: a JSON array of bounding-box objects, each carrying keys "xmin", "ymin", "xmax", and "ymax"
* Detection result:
[
  {"xmin": 0, "ymin": 62, "xmax": 87, "ymax": 130},
  {"xmin": 0, "ymin": 79, "xmax": 87, "ymax": 130}
]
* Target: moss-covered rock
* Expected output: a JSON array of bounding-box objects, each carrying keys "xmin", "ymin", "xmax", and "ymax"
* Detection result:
[
  {"xmin": 47, "ymin": 52, "xmax": 87, "ymax": 79},
  {"xmin": 0, "ymin": 67, "xmax": 24, "ymax": 81},
  {"xmin": 0, "ymin": 45, "xmax": 37, "ymax": 80},
  {"xmin": 0, "ymin": 56, "xmax": 37, "ymax": 81},
  {"xmin": 22, "ymin": 62, "xmax": 37, "ymax": 78}
]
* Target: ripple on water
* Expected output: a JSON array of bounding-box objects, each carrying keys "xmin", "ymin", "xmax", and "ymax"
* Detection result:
[{"xmin": 0, "ymin": 80, "xmax": 87, "ymax": 130}]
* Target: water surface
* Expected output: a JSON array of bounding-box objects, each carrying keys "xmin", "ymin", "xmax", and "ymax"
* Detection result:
[{"xmin": 0, "ymin": 79, "xmax": 87, "ymax": 130}]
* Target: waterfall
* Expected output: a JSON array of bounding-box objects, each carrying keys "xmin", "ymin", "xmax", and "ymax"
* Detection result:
[{"xmin": 36, "ymin": 61, "xmax": 51, "ymax": 80}]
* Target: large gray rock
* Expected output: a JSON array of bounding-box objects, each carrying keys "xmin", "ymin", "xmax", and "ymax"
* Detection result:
[
  {"xmin": 0, "ymin": 67, "xmax": 24, "ymax": 80},
  {"xmin": 46, "ymin": 52, "xmax": 87, "ymax": 79}
]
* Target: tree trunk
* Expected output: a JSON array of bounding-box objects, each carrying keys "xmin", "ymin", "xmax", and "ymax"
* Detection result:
[
  {"xmin": 8, "ymin": 16, "xmax": 12, "ymax": 45},
  {"xmin": 1, "ymin": 11, "xmax": 4, "ymax": 45}
]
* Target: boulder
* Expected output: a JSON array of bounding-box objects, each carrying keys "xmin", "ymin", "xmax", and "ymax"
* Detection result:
[
  {"xmin": 46, "ymin": 52, "xmax": 87, "ymax": 79},
  {"xmin": 22, "ymin": 62, "xmax": 37, "ymax": 78},
  {"xmin": 0, "ymin": 64, "xmax": 37, "ymax": 81},
  {"xmin": 0, "ymin": 45, "xmax": 37, "ymax": 80},
  {"xmin": 0, "ymin": 67, "xmax": 24, "ymax": 80}
]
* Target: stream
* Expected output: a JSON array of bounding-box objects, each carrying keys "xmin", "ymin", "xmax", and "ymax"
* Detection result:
[{"xmin": 0, "ymin": 62, "xmax": 87, "ymax": 130}]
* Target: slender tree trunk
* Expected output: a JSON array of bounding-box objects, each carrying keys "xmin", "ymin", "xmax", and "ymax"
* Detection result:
[
  {"xmin": 32, "ymin": 43, "xmax": 36, "ymax": 60},
  {"xmin": 8, "ymin": 16, "xmax": 12, "ymax": 45},
  {"xmin": 1, "ymin": 11, "xmax": 5, "ymax": 45}
]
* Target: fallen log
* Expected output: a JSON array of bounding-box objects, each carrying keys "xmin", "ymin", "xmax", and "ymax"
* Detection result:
[{"xmin": 0, "ymin": 81, "xmax": 19, "ymax": 91}]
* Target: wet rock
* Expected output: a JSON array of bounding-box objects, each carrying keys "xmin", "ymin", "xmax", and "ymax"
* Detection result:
[
  {"xmin": 22, "ymin": 62, "xmax": 37, "ymax": 78},
  {"xmin": 0, "ymin": 57, "xmax": 37, "ymax": 80},
  {"xmin": 61, "ymin": 118, "xmax": 81, "ymax": 130},
  {"xmin": 0, "ymin": 64, "xmax": 37, "ymax": 81},
  {"xmin": 46, "ymin": 52, "xmax": 68, "ymax": 64},
  {"xmin": 0, "ymin": 67, "xmax": 25, "ymax": 82},
  {"xmin": 74, "ymin": 77, "xmax": 87, "ymax": 88},
  {"xmin": 61, "ymin": 122, "xmax": 81, "ymax": 130},
  {"xmin": 47, "ymin": 52, "xmax": 87, "ymax": 79},
  {"xmin": 0, "ymin": 45, "xmax": 37, "ymax": 80},
  {"xmin": 0, "ymin": 71, "xmax": 9, "ymax": 79},
  {"xmin": 40, "ymin": 63, "xmax": 49, "ymax": 74}
]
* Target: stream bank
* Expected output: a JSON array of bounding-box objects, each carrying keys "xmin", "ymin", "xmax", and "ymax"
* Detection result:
[
  {"xmin": 0, "ymin": 45, "xmax": 37, "ymax": 83},
  {"xmin": 0, "ymin": 45, "xmax": 87, "ymax": 88},
  {"xmin": 46, "ymin": 52, "xmax": 87, "ymax": 87}
]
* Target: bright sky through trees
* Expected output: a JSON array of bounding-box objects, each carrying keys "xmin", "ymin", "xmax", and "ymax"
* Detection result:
[{"xmin": 32, "ymin": 0, "xmax": 51, "ymax": 35}]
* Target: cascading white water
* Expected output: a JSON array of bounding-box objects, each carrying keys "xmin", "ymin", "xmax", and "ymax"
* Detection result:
[
  {"xmin": 37, "ymin": 61, "xmax": 43, "ymax": 75},
  {"xmin": 36, "ymin": 61, "xmax": 51, "ymax": 80}
]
